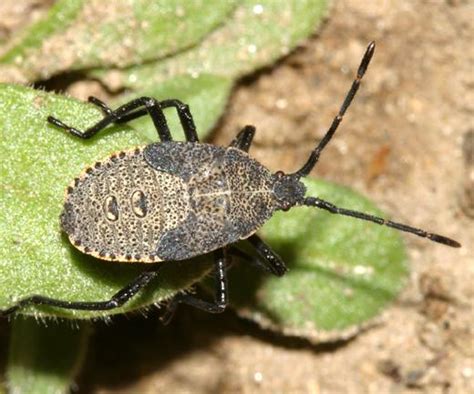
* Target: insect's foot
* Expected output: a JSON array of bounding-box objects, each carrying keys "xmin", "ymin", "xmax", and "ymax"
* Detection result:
[
  {"xmin": 47, "ymin": 116, "xmax": 69, "ymax": 130},
  {"xmin": 273, "ymin": 263, "xmax": 289, "ymax": 277},
  {"xmin": 88, "ymin": 96, "xmax": 114, "ymax": 115},
  {"xmin": 47, "ymin": 116, "xmax": 88, "ymax": 138}
]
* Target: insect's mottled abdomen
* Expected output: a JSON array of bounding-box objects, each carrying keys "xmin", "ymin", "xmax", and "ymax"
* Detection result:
[
  {"xmin": 62, "ymin": 142, "xmax": 278, "ymax": 263},
  {"xmin": 61, "ymin": 148, "xmax": 189, "ymax": 262}
]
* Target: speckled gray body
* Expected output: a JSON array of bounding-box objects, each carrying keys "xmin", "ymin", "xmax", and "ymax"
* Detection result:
[{"xmin": 61, "ymin": 142, "xmax": 281, "ymax": 262}]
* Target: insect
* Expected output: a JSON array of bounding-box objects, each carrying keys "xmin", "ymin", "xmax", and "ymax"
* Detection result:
[{"xmin": 0, "ymin": 41, "xmax": 460, "ymax": 322}]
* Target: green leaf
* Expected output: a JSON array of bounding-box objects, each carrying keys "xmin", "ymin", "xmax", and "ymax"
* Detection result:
[
  {"xmin": 100, "ymin": 0, "xmax": 329, "ymax": 141},
  {"xmin": 108, "ymin": 0, "xmax": 329, "ymax": 91},
  {"xmin": 0, "ymin": 83, "xmax": 213, "ymax": 319},
  {"xmin": 0, "ymin": 1, "xmax": 84, "ymax": 66},
  {"xmin": 6, "ymin": 318, "xmax": 90, "ymax": 394},
  {"xmin": 0, "ymin": 0, "xmax": 237, "ymax": 82},
  {"xmin": 227, "ymin": 178, "xmax": 408, "ymax": 343}
]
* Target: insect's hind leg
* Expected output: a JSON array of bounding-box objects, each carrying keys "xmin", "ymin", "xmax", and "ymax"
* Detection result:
[
  {"xmin": 230, "ymin": 125, "xmax": 256, "ymax": 152},
  {"xmin": 89, "ymin": 97, "xmax": 199, "ymax": 142},
  {"xmin": 160, "ymin": 248, "xmax": 228, "ymax": 324},
  {"xmin": 0, "ymin": 268, "xmax": 161, "ymax": 317},
  {"xmin": 48, "ymin": 97, "xmax": 174, "ymax": 142}
]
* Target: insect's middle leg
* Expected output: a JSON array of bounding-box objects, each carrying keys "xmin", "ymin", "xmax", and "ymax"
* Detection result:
[
  {"xmin": 48, "ymin": 97, "xmax": 175, "ymax": 142},
  {"xmin": 160, "ymin": 248, "xmax": 228, "ymax": 324}
]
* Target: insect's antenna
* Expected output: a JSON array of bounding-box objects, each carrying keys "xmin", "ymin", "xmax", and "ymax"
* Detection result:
[
  {"xmin": 292, "ymin": 41, "xmax": 376, "ymax": 179},
  {"xmin": 304, "ymin": 197, "xmax": 461, "ymax": 248}
]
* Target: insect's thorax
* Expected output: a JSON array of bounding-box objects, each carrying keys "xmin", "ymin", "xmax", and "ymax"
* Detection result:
[
  {"xmin": 61, "ymin": 142, "xmax": 277, "ymax": 262},
  {"xmin": 144, "ymin": 142, "xmax": 277, "ymax": 260}
]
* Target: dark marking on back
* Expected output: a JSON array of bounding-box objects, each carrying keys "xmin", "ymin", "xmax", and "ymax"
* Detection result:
[
  {"xmin": 131, "ymin": 190, "xmax": 147, "ymax": 218},
  {"xmin": 104, "ymin": 195, "xmax": 119, "ymax": 221},
  {"xmin": 144, "ymin": 142, "xmax": 222, "ymax": 181}
]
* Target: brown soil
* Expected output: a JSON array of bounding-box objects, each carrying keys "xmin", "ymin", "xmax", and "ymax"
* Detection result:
[{"xmin": 1, "ymin": 1, "xmax": 473, "ymax": 393}]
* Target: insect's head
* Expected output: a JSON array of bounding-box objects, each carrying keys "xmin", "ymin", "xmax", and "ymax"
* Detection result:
[{"xmin": 272, "ymin": 171, "xmax": 306, "ymax": 211}]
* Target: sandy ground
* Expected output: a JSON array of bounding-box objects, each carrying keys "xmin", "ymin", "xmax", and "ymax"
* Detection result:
[{"xmin": 1, "ymin": 1, "xmax": 473, "ymax": 393}]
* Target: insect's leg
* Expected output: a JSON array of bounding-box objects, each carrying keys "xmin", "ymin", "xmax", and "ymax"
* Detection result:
[
  {"xmin": 88, "ymin": 97, "xmax": 199, "ymax": 142},
  {"xmin": 87, "ymin": 96, "xmax": 114, "ymax": 116},
  {"xmin": 247, "ymin": 235, "xmax": 288, "ymax": 276},
  {"xmin": 86, "ymin": 97, "xmax": 161, "ymax": 132},
  {"xmin": 0, "ymin": 268, "xmax": 161, "ymax": 316},
  {"xmin": 48, "ymin": 97, "xmax": 173, "ymax": 142},
  {"xmin": 229, "ymin": 125, "xmax": 256, "ymax": 152},
  {"xmin": 159, "ymin": 99, "xmax": 199, "ymax": 142},
  {"xmin": 226, "ymin": 244, "xmax": 283, "ymax": 276},
  {"xmin": 160, "ymin": 248, "xmax": 228, "ymax": 324}
]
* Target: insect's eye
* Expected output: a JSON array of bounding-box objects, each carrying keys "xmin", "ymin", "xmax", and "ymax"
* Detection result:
[{"xmin": 275, "ymin": 170, "xmax": 286, "ymax": 178}]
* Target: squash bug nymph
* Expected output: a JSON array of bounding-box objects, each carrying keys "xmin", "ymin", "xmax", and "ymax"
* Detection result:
[{"xmin": 0, "ymin": 42, "xmax": 460, "ymax": 322}]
